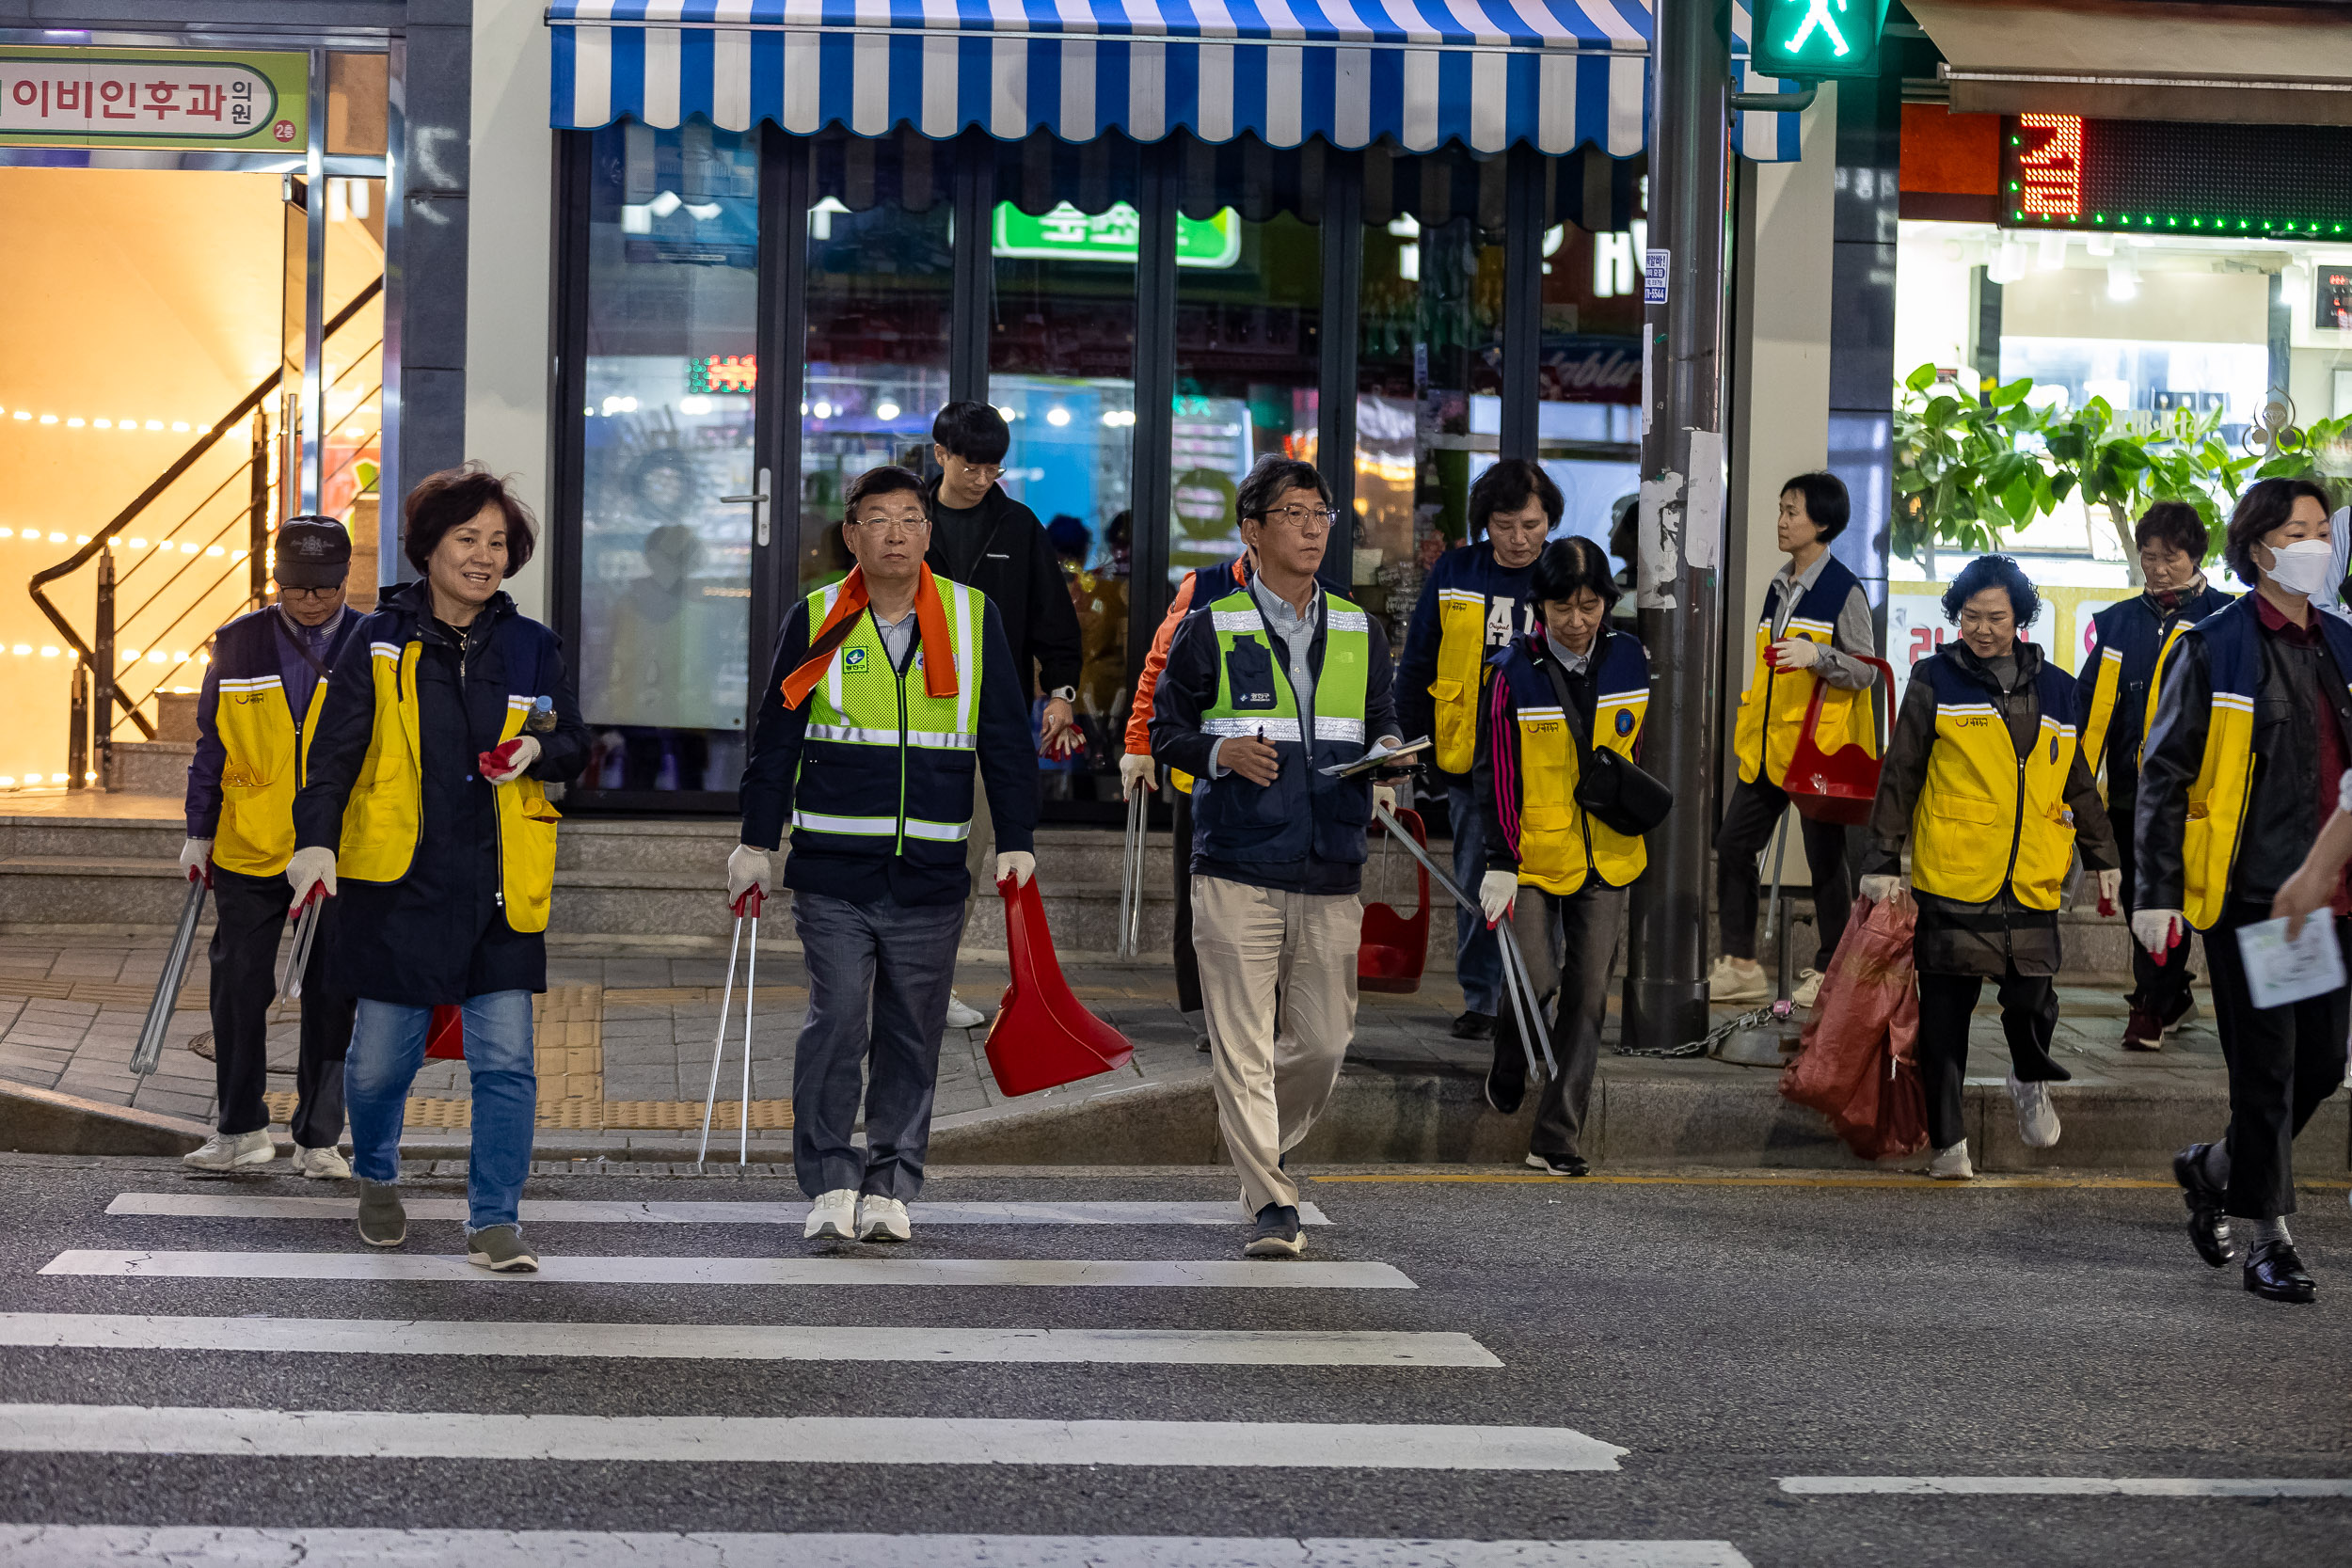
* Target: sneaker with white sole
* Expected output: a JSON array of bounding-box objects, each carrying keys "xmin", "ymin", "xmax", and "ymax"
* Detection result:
[
  {"xmin": 943, "ymin": 991, "xmax": 987, "ymax": 1030},
  {"xmin": 466, "ymin": 1224, "xmax": 540, "ymax": 1273},
  {"xmin": 803, "ymin": 1188, "xmax": 859, "ymax": 1240},
  {"xmin": 1707, "ymin": 955, "xmax": 1770, "ymax": 1004},
  {"xmin": 291, "ymin": 1144, "xmax": 350, "ymax": 1180},
  {"xmin": 856, "ymin": 1194, "xmax": 912, "ymax": 1243},
  {"xmin": 356, "ymin": 1180, "xmax": 406, "ymax": 1247},
  {"xmin": 1243, "ymin": 1203, "xmax": 1306, "ymax": 1258},
  {"xmin": 1929, "ymin": 1140, "xmax": 1974, "ymax": 1180},
  {"xmin": 2009, "ymin": 1072, "xmax": 2061, "ymax": 1148},
  {"xmin": 182, "ymin": 1129, "xmax": 275, "ymax": 1171},
  {"xmin": 1791, "ymin": 968, "xmax": 1824, "ymax": 1010}
]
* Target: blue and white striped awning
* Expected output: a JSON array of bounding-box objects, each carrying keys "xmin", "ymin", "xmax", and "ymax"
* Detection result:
[{"xmin": 548, "ymin": 0, "xmax": 1805, "ymax": 162}]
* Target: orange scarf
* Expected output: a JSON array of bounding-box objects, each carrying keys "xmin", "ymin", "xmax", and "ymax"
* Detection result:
[{"xmin": 780, "ymin": 563, "xmax": 960, "ymax": 709}]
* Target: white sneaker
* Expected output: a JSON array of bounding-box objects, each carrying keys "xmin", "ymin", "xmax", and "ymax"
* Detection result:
[
  {"xmin": 803, "ymin": 1188, "xmax": 859, "ymax": 1240},
  {"xmin": 1708, "ymin": 956, "xmax": 1769, "ymax": 1004},
  {"xmin": 2009, "ymin": 1072, "xmax": 2061, "ymax": 1148},
  {"xmin": 943, "ymin": 991, "xmax": 987, "ymax": 1030},
  {"xmin": 1791, "ymin": 968, "xmax": 1824, "ymax": 1010},
  {"xmin": 292, "ymin": 1144, "xmax": 351, "ymax": 1180},
  {"xmin": 856, "ymin": 1194, "xmax": 913, "ymax": 1243},
  {"xmin": 1929, "ymin": 1139, "xmax": 1974, "ymax": 1180},
  {"xmin": 182, "ymin": 1129, "xmax": 275, "ymax": 1171}
]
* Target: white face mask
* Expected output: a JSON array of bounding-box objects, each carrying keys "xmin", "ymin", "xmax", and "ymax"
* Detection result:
[{"xmin": 2262, "ymin": 537, "xmax": 2336, "ymax": 599}]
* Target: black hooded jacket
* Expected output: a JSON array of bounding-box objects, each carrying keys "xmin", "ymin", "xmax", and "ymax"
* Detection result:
[{"xmin": 920, "ymin": 475, "xmax": 1084, "ymax": 698}]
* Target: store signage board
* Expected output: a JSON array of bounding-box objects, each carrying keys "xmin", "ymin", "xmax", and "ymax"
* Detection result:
[
  {"xmin": 1999, "ymin": 114, "xmax": 2352, "ymax": 241},
  {"xmin": 0, "ymin": 45, "xmax": 306, "ymax": 150},
  {"xmin": 993, "ymin": 202, "xmax": 1242, "ymax": 269},
  {"xmin": 1749, "ymin": 0, "xmax": 1893, "ymax": 81}
]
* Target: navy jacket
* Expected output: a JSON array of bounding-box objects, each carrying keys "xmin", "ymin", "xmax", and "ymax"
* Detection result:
[
  {"xmin": 1395, "ymin": 539, "xmax": 1540, "ymax": 768},
  {"xmin": 2073, "ymin": 580, "xmax": 2234, "ymax": 805}
]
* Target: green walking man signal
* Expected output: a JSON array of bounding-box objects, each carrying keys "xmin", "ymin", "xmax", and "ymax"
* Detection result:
[{"xmin": 1752, "ymin": 0, "xmax": 1893, "ymax": 81}]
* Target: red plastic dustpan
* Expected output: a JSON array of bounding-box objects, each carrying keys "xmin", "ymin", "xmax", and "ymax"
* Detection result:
[
  {"xmin": 1784, "ymin": 655, "xmax": 1894, "ymax": 826},
  {"xmin": 1359, "ymin": 806, "xmax": 1430, "ymax": 994},
  {"xmin": 425, "ymin": 1004, "xmax": 465, "ymax": 1060},
  {"xmin": 983, "ymin": 873, "xmax": 1135, "ymax": 1096}
]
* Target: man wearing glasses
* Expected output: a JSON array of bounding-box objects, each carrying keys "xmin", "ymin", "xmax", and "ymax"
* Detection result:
[
  {"xmin": 1152, "ymin": 457, "xmax": 1404, "ymax": 1258},
  {"xmin": 177, "ymin": 516, "xmax": 362, "ymax": 1175},
  {"xmin": 922, "ymin": 401, "xmax": 1085, "ymax": 1029}
]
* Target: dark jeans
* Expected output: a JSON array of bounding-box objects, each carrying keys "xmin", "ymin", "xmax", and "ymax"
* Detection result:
[
  {"xmin": 1494, "ymin": 882, "xmax": 1626, "ymax": 1163},
  {"xmin": 2201, "ymin": 901, "xmax": 2350, "ymax": 1220},
  {"xmin": 1914, "ymin": 967, "xmax": 2069, "ymax": 1150},
  {"xmin": 2108, "ymin": 801, "xmax": 2196, "ymax": 1016},
  {"xmin": 790, "ymin": 889, "xmax": 966, "ymax": 1202},
  {"xmin": 1716, "ymin": 775, "xmax": 1852, "ymax": 972},
  {"xmin": 206, "ymin": 864, "xmax": 353, "ymax": 1147},
  {"xmin": 1172, "ymin": 788, "xmax": 1200, "ymax": 1016},
  {"xmin": 1446, "ymin": 776, "xmax": 1503, "ymax": 1017}
]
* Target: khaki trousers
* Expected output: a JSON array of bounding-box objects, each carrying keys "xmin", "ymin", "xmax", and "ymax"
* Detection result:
[
  {"xmin": 962, "ymin": 773, "xmax": 998, "ymax": 929},
  {"xmin": 1191, "ymin": 874, "xmax": 1359, "ymax": 1215}
]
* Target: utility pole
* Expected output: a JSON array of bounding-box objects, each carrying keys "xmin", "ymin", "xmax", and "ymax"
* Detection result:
[{"xmin": 1626, "ymin": 0, "xmax": 1730, "ymax": 1053}]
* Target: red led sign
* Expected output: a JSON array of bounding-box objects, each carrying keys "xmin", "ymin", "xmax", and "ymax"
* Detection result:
[{"xmin": 2015, "ymin": 114, "xmax": 2082, "ymax": 220}]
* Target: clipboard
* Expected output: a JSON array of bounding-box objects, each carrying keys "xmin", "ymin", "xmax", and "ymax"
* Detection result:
[{"xmin": 1320, "ymin": 735, "xmax": 1434, "ymax": 779}]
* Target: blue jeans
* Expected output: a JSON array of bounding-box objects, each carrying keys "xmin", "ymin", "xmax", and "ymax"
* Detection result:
[
  {"xmin": 791, "ymin": 890, "xmax": 964, "ymax": 1202},
  {"xmin": 347, "ymin": 990, "xmax": 536, "ymax": 1231},
  {"xmin": 1447, "ymin": 777, "xmax": 1502, "ymax": 1016}
]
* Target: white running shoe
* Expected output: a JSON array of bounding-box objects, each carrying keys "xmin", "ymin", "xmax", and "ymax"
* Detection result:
[
  {"xmin": 182, "ymin": 1129, "xmax": 275, "ymax": 1171},
  {"xmin": 803, "ymin": 1188, "xmax": 859, "ymax": 1240},
  {"xmin": 292, "ymin": 1144, "xmax": 351, "ymax": 1180},
  {"xmin": 1929, "ymin": 1140, "xmax": 1974, "ymax": 1180},
  {"xmin": 943, "ymin": 991, "xmax": 987, "ymax": 1030},
  {"xmin": 2009, "ymin": 1072, "xmax": 2061, "ymax": 1148},
  {"xmin": 1791, "ymin": 968, "xmax": 1825, "ymax": 1010},
  {"xmin": 856, "ymin": 1194, "xmax": 913, "ymax": 1243},
  {"xmin": 1707, "ymin": 956, "xmax": 1770, "ymax": 1004}
]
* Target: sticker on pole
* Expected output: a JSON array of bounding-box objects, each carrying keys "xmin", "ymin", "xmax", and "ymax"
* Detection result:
[{"xmin": 1644, "ymin": 248, "xmax": 1670, "ymax": 304}]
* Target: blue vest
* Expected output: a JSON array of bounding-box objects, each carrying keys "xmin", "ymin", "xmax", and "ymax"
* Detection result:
[{"xmin": 2074, "ymin": 583, "xmax": 2234, "ymax": 792}]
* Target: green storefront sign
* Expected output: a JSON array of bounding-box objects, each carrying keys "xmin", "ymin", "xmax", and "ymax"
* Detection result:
[
  {"xmin": 0, "ymin": 46, "xmax": 308, "ymax": 150},
  {"xmin": 992, "ymin": 201, "xmax": 1242, "ymax": 269}
]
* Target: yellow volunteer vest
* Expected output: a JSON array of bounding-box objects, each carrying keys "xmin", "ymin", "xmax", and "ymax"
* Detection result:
[
  {"xmin": 214, "ymin": 674, "xmax": 330, "ymax": 878},
  {"xmin": 1511, "ymin": 633, "xmax": 1652, "ymax": 895},
  {"xmin": 1908, "ymin": 657, "xmax": 2082, "ymax": 911},
  {"xmin": 1733, "ymin": 558, "xmax": 1876, "ymax": 788}
]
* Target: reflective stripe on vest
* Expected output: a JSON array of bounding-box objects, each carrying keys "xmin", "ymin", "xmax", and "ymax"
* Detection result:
[{"xmin": 1908, "ymin": 657, "xmax": 2080, "ymax": 911}]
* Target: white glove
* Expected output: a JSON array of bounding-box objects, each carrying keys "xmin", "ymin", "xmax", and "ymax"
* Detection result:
[
  {"xmin": 1479, "ymin": 870, "xmax": 1518, "ymax": 927},
  {"xmin": 1770, "ymin": 637, "xmax": 1822, "ymax": 670},
  {"xmin": 1119, "ymin": 752, "xmax": 1157, "ymax": 800},
  {"xmin": 2096, "ymin": 867, "xmax": 2122, "ymax": 912},
  {"xmin": 1373, "ymin": 782, "xmax": 1397, "ymax": 816},
  {"xmin": 1859, "ymin": 874, "xmax": 1902, "ymax": 904},
  {"xmin": 2133, "ymin": 909, "xmax": 2185, "ymax": 958},
  {"xmin": 179, "ymin": 837, "xmax": 212, "ymax": 883},
  {"xmin": 285, "ymin": 846, "xmax": 337, "ymax": 909},
  {"xmin": 996, "ymin": 850, "xmax": 1037, "ymax": 887},
  {"xmin": 482, "ymin": 735, "xmax": 541, "ymax": 784},
  {"xmin": 726, "ymin": 844, "xmax": 774, "ymax": 904}
]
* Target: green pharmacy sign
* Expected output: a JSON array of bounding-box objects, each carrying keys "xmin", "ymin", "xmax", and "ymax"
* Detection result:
[
  {"xmin": 992, "ymin": 202, "xmax": 1242, "ymax": 269},
  {"xmin": 1750, "ymin": 0, "xmax": 1893, "ymax": 81}
]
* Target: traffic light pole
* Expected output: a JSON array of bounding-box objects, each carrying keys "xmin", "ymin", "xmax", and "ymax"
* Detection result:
[{"xmin": 1627, "ymin": 0, "xmax": 1730, "ymax": 1053}]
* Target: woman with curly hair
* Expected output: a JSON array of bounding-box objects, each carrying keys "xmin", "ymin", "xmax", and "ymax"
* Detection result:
[{"xmin": 1860, "ymin": 554, "xmax": 2120, "ymax": 1180}]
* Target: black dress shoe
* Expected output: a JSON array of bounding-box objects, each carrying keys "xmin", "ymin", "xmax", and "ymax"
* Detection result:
[
  {"xmin": 2244, "ymin": 1240, "xmax": 2317, "ymax": 1304},
  {"xmin": 1485, "ymin": 1028, "xmax": 1527, "ymax": 1114},
  {"xmin": 2172, "ymin": 1144, "xmax": 2233, "ymax": 1269},
  {"xmin": 1453, "ymin": 1010, "xmax": 1496, "ymax": 1041}
]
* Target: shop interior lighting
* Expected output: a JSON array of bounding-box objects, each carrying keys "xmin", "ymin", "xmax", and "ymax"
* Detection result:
[
  {"xmin": 647, "ymin": 190, "xmax": 683, "ymax": 218},
  {"xmin": 2106, "ymin": 257, "xmax": 2139, "ymax": 301},
  {"xmin": 813, "ymin": 401, "xmax": 833, "ymax": 420},
  {"xmin": 1045, "ymin": 406, "xmax": 1072, "ymax": 427},
  {"xmin": 2085, "ymin": 231, "xmax": 2116, "ymax": 257},
  {"xmin": 677, "ymin": 396, "xmax": 711, "ymax": 415},
  {"xmin": 876, "ymin": 402, "xmax": 899, "ymax": 421},
  {"xmin": 996, "ymin": 405, "xmax": 1018, "ymax": 422},
  {"xmin": 2037, "ymin": 232, "xmax": 2069, "ymax": 269}
]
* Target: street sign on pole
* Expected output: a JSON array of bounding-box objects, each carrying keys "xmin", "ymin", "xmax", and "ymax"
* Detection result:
[{"xmin": 1750, "ymin": 0, "xmax": 1893, "ymax": 81}]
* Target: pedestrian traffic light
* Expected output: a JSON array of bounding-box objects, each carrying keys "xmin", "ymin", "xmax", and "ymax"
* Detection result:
[{"xmin": 1752, "ymin": 0, "xmax": 1894, "ymax": 81}]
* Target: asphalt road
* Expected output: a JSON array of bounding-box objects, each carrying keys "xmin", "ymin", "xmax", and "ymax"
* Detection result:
[{"xmin": 0, "ymin": 1153, "xmax": 2346, "ymax": 1567}]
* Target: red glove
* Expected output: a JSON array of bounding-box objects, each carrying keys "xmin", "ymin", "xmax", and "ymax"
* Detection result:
[{"xmin": 479, "ymin": 737, "xmax": 530, "ymax": 776}]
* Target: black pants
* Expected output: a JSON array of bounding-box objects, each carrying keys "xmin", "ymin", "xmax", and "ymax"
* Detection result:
[
  {"xmin": 207, "ymin": 864, "xmax": 355, "ymax": 1147},
  {"xmin": 1493, "ymin": 883, "xmax": 1625, "ymax": 1163},
  {"xmin": 1171, "ymin": 787, "xmax": 1201, "ymax": 1016},
  {"xmin": 1716, "ymin": 775, "xmax": 1853, "ymax": 971},
  {"xmin": 2109, "ymin": 801, "xmax": 2196, "ymax": 1017},
  {"xmin": 1914, "ymin": 967, "xmax": 2069, "ymax": 1151},
  {"xmin": 2201, "ymin": 901, "xmax": 2350, "ymax": 1220}
]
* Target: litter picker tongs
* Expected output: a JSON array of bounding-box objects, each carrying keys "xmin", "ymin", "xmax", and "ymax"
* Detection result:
[
  {"xmin": 132, "ymin": 872, "xmax": 209, "ymax": 1078},
  {"xmin": 278, "ymin": 886, "xmax": 326, "ymax": 1003},
  {"xmin": 696, "ymin": 886, "xmax": 763, "ymax": 1168},
  {"xmin": 1116, "ymin": 772, "xmax": 1150, "ymax": 958}
]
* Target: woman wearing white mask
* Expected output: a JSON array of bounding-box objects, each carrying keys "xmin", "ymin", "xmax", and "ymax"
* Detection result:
[{"xmin": 2137, "ymin": 477, "xmax": 2352, "ymax": 1305}]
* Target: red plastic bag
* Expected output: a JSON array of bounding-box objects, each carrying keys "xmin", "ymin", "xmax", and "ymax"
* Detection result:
[
  {"xmin": 425, "ymin": 1004, "xmax": 465, "ymax": 1060},
  {"xmin": 983, "ymin": 874, "xmax": 1135, "ymax": 1096},
  {"xmin": 1780, "ymin": 896, "xmax": 1928, "ymax": 1160},
  {"xmin": 1359, "ymin": 807, "xmax": 1430, "ymax": 994}
]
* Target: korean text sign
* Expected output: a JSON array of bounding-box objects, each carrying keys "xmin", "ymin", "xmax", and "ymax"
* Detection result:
[{"xmin": 0, "ymin": 47, "xmax": 306, "ymax": 150}]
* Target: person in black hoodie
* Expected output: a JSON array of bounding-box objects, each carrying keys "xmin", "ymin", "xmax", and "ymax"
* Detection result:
[{"xmin": 922, "ymin": 401, "xmax": 1084, "ymax": 1026}]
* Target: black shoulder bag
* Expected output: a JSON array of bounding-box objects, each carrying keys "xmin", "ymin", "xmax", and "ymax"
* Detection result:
[{"xmin": 1536, "ymin": 641, "xmax": 1674, "ymax": 838}]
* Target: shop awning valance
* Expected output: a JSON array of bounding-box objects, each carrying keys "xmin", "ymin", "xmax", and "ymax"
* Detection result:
[{"xmin": 548, "ymin": 0, "xmax": 1804, "ymax": 162}]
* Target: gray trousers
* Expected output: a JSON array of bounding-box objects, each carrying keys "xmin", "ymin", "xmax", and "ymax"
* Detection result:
[
  {"xmin": 789, "ymin": 890, "xmax": 966, "ymax": 1201},
  {"xmin": 1496, "ymin": 881, "xmax": 1627, "ymax": 1162}
]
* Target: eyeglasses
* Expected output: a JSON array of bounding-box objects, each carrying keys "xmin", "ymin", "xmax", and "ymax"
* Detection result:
[
  {"xmin": 1254, "ymin": 505, "xmax": 1339, "ymax": 531},
  {"xmin": 279, "ymin": 585, "xmax": 342, "ymax": 599},
  {"xmin": 948, "ymin": 458, "xmax": 1005, "ymax": 479}
]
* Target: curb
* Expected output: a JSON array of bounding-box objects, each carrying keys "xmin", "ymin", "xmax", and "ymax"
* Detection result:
[{"xmin": 0, "ymin": 1079, "xmax": 212, "ymax": 1157}]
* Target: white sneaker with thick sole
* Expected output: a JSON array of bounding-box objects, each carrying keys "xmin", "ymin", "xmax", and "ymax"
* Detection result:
[
  {"xmin": 291, "ymin": 1145, "xmax": 351, "ymax": 1180},
  {"xmin": 1707, "ymin": 956, "xmax": 1770, "ymax": 1004},
  {"xmin": 182, "ymin": 1129, "xmax": 275, "ymax": 1171},
  {"xmin": 943, "ymin": 991, "xmax": 987, "ymax": 1030},
  {"xmin": 1929, "ymin": 1139, "xmax": 1974, "ymax": 1180},
  {"xmin": 803, "ymin": 1188, "xmax": 860, "ymax": 1240},
  {"xmin": 1791, "ymin": 968, "xmax": 1825, "ymax": 1010},
  {"xmin": 856, "ymin": 1194, "xmax": 913, "ymax": 1243},
  {"xmin": 2009, "ymin": 1072, "xmax": 2061, "ymax": 1148}
]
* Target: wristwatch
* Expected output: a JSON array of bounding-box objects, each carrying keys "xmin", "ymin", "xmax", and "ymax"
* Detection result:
[{"xmin": 1047, "ymin": 685, "xmax": 1077, "ymax": 704}]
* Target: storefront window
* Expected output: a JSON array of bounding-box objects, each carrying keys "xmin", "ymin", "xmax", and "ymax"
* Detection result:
[
  {"xmin": 1536, "ymin": 167, "xmax": 1645, "ymax": 572},
  {"xmin": 577, "ymin": 119, "xmax": 760, "ymax": 797}
]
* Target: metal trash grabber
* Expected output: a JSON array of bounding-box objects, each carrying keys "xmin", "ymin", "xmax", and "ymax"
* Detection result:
[
  {"xmin": 278, "ymin": 887, "xmax": 326, "ymax": 1003},
  {"xmin": 132, "ymin": 875, "xmax": 207, "ymax": 1077},
  {"xmin": 1372, "ymin": 803, "xmax": 1544, "ymax": 1084},
  {"xmin": 1496, "ymin": 918, "xmax": 1560, "ymax": 1078},
  {"xmin": 1117, "ymin": 777, "xmax": 1148, "ymax": 958},
  {"xmin": 696, "ymin": 887, "xmax": 763, "ymax": 1168}
]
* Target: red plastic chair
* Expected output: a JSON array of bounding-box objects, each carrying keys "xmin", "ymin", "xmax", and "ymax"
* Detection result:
[
  {"xmin": 1783, "ymin": 656, "xmax": 1895, "ymax": 826},
  {"xmin": 1359, "ymin": 807, "xmax": 1431, "ymax": 994},
  {"xmin": 983, "ymin": 873, "xmax": 1136, "ymax": 1096},
  {"xmin": 425, "ymin": 1004, "xmax": 465, "ymax": 1060}
]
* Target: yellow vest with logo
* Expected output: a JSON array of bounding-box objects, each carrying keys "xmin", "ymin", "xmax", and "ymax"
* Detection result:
[
  {"xmin": 214, "ymin": 673, "xmax": 330, "ymax": 878},
  {"xmin": 1908, "ymin": 654, "xmax": 2082, "ymax": 911},
  {"xmin": 1733, "ymin": 557, "xmax": 1876, "ymax": 787},
  {"xmin": 1509, "ymin": 632, "xmax": 1651, "ymax": 895}
]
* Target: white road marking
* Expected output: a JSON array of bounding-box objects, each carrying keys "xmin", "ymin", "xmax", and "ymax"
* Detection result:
[
  {"xmin": 0, "ymin": 1312, "xmax": 1498, "ymax": 1367},
  {"xmin": 39, "ymin": 1251, "xmax": 1412, "ymax": 1290},
  {"xmin": 1781, "ymin": 1476, "xmax": 2352, "ymax": 1497},
  {"xmin": 0, "ymin": 1406, "xmax": 1629, "ymax": 1469},
  {"xmin": 105, "ymin": 1195, "xmax": 1333, "ymax": 1227},
  {"xmin": 0, "ymin": 1530, "xmax": 1750, "ymax": 1568}
]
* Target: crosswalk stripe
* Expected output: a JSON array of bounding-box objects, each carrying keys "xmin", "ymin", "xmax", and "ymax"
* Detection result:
[
  {"xmin": 1781, "ymin": 1476, "xmax": 2352, "ymax": 1497},
  {"xmin": 40, "ymin": 1251, "xmax": 1416, "ymax": 1290},
  {"xmin": 0, "ymin": 1313, "xmax": 1499, "ymax": 1367},
  {"xmin": 0, "ymin": 1406, "xmax": 1629, "ymax": 1469},
  {"xmin": 103, "ymin": 1195, "xmax": 1334, "ymax": 1227},
  {"xmin": 0, "ymin": 1528, "xmax": 1753, "ymax": 1567}
]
